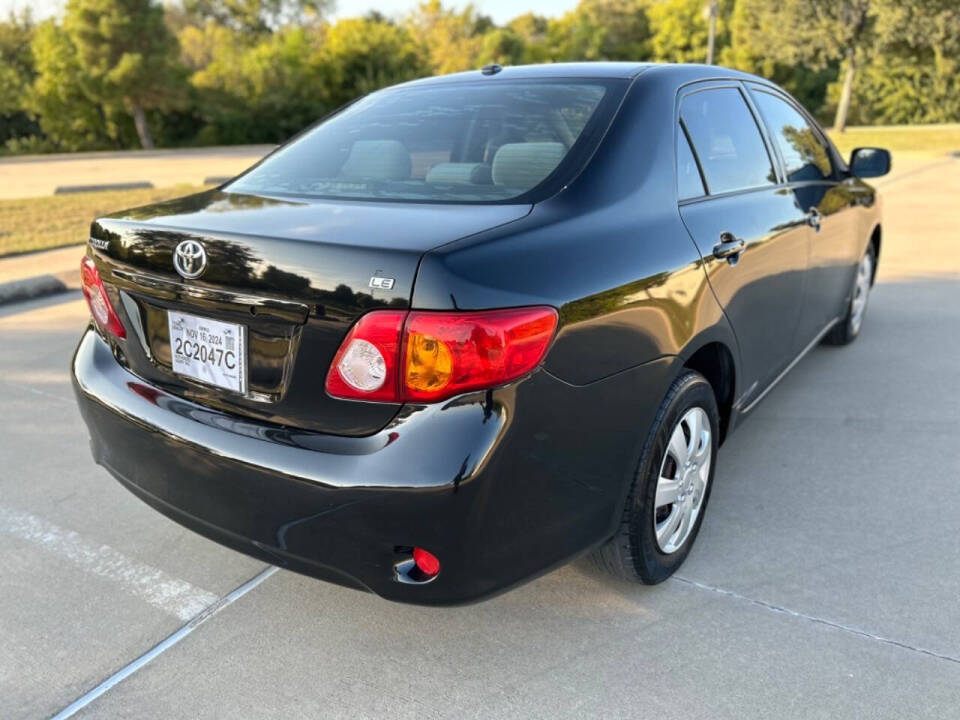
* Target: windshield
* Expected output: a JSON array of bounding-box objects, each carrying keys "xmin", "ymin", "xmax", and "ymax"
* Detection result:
[{"xmin": 227, "ymin": 80, "xmax": 622, "ymax": 204}]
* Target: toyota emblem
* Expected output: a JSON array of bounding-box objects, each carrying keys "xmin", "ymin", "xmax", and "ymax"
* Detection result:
[{"xmin": 173, "ymin": 240, "xmax": 207, "ymax": 279}]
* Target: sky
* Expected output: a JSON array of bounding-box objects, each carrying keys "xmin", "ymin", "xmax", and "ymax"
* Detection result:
[{"xmin": 0, "ymin": 0, "xmax": 580, "ymax": 25}]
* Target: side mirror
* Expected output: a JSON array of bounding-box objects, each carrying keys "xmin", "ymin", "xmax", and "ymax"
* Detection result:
[{"xmin": 849, "ymin": 147, "xmax": 891, "ymax": 178}]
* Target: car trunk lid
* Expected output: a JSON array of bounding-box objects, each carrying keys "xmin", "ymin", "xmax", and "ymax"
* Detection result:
[{"xmin": 90, "ymin": 189, "xmax": 530, "ymax": 435}]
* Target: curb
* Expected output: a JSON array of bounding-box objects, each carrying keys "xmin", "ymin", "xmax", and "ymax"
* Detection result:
[
  {"xmin": 0, "ymin": 273, "xmax": 73, "ymax": 306},
  {"xmin": 54, "ymin": 181, "xmax": 153, "ymax": 194}
]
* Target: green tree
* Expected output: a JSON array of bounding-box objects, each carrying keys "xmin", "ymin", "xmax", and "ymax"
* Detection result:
[
  {"xmin": 723, "ymin": 0, "xmax": 836, "ymax": 120},
  {"xmin": 64, "ymin": 0, "xmax": 185, "ymax": 148},
  {"xmin": 814, "ymin": 0, "xmax": 874, "ymax": 132},
  {"xmin": 545, "ymin": 0, "xmax": 651, "ymax": 62},
  {"xmin": 476, "ymin": 26, "xmax": 526, "ymax": 67},
  {"xmin": 0, "ymin": 11, "xmax": 41, "ymax": 151},
  {"xmin": 28, "ymin": 20, "xmax": 117, "ymax": 150},
  {"xmin": 0, "ymin": 11, "xmax": 34, "ymax": 113},
  {"xmin": 180, "ymin": 16, "xmax": 427, "ymax": 145},
  {"xmin": 725, "ymin": 0, "xmax": 874, "ymax": 131},
  {"xmin": 648, "ymin": 0, "xmax": 733, "ymax": 63},
  {"xmin": 186, "ymin": 23, "xmax": 325, "ymax": 143},
  {"xmin": 854, "ymin": 0, "xmax": 960, "ymax": 123},
  {"xmin": 182, "ymin": 0, "xmax": 331, "ymax": 34},
  {"xmin": 318, "ymin": 18, "xmax": 429, "ymax": 107},
  {"xmin": 506, "ymin": 13, "xmax": 550, "ymax": 63},
  {"xmin": 406, "ymin": 0, "xmax": 492, "ymax": 74}
]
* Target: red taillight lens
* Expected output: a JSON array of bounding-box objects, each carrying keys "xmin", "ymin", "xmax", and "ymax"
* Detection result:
[
  {"xmin": 402, "ymin": 307, "xmax": 558, "ymax": 402},
  {"xmin": 80, "ymin": 257, "xmax": 126, "ymax": 338},
  {"xmin": 324, "ymin": 306, "xmax": 558, "ymax": 403}
]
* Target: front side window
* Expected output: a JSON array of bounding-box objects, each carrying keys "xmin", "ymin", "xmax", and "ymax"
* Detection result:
[
  {"xmin": 680, "ymin": 88, "xmax": 776, "ymax": 195},
  {"xmin": 751, "ymin": 90, "xmax": 833, "ymax": 182},
  {"xmin": 228, "ymin": 81, "xmax": 621, "ymax": 203}
]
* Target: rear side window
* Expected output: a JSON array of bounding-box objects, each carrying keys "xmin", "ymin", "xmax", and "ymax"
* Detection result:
[
  {"xmin": 680, "ymin": 88, "xmax": 776, "ymax": 195},
  {"xmin": 751, "ymin": 90, "xmax": 833, "ymax": 182},
  {"xmin": 677, "ymin": 125, "xmax": 705, "ymax": 200},
  {"xmin": 227, "ymin": 80, "xmax": 622, "ymax": 204}
]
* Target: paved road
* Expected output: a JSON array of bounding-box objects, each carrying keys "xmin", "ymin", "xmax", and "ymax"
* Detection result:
[
  {"xmin": 0, "ymin": 146, "xmax": 272, "ymax": 199},
  {"xmin": 0, "ymin": 157, "xmax": 958, "ymax": 719},
  {"xmin": 0, "ymin": 246, "xmax": 86, "ymax": 295}
]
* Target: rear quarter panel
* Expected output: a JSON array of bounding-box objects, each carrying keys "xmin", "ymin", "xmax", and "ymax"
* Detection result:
[
  {"xmin": 410, "ymin": 69, "xmax": 743, "ymax": 562},
  {"xmin": 412, "ymin": 68, "xmax": 737, "ymax": 388}
]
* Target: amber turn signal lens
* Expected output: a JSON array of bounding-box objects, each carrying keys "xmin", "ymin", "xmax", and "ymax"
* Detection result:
[
  {"xmin": 400, "ymin": 307, "xmax": 558, "ymax": 403},
  {"xmin": 405, "ymin": 332, "xmax": 453, "ymax": 393}
]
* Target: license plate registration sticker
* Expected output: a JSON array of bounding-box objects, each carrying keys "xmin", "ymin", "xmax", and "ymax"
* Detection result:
[{"xmin": 168, "ymin": 310, "xmax": 247, "ymax": 394}]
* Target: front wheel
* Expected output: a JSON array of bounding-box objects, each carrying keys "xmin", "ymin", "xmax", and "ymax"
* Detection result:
[
  {"xmin": 592, "ymin": 371, "xmax": 719, "ymax": 584},
  {"xmin": 824, "ymin": 244, "xmax": 876, "ymax": 346}
]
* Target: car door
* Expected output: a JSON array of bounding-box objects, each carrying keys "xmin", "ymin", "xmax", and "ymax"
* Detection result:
[
  {"xmin": 677, "ymin": 83, "xmax": 809, "ymax": 405},
  {"xmin": 748, "ymin": 86, "xmax": 860, "ymax": 345}
]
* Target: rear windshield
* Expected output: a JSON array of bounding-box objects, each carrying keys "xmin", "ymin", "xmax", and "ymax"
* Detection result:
[{"xmin": 227, "ymin": 80, "xmax": 623, "ymax": 204}]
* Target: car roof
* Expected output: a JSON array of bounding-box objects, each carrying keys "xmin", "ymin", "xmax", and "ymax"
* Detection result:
[{"xmin": 391, "ymin": 62, "xmax": 764, "ymax": 89}]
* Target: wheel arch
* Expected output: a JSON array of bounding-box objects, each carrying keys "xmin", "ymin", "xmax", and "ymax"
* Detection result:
[{"xmin": 680, "ymin": 338, "xmax": 737, "ymax": 445}]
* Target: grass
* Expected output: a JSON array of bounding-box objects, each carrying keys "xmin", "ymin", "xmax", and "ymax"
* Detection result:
[
  {"xmin": 827, "ymin": 124, "xmax": 960, "ymax": 157},
  {"xmin": 0, "ymin": 184, "xmax": 204, "ymax": 258}
]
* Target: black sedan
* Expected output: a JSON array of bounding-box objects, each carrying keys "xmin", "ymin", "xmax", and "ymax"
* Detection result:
[{"xmin": 72, "ymin": 62, "xmax": 890, "ymax": 605}]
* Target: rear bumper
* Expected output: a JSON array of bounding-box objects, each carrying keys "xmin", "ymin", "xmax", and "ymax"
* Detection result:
[{"xmin": 72, "ymin": 327, "xmax": 673, "ymax": 605}]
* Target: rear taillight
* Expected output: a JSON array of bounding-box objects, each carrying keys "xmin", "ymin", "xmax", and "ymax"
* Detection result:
[
  {"xmin": 80, "ymin": 256, "xmax": 126, "ymax": 338},
  {"xmin": 325, "ymin": 306, "xmax": 558, "ymax": 403}
]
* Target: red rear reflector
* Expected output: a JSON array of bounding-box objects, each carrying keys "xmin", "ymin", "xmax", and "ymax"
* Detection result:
[
  {"xmin": 412, "ymin": 547, "xmax": 440, "ymax": 577},
  {"xmin": 324, "ymin": 306, "xmax": 558, "ymax": 403},
  {"xmin": 80, "ymin": 256, "xmax": 126, "ymax": 338}
]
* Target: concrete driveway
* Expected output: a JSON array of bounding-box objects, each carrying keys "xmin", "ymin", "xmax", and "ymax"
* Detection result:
[{"xmin": 0, "ymin": 156, "xmax": 958, "ymax": 719}]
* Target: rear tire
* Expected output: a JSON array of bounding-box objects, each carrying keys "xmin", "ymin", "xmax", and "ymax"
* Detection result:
[
  {"xmin": 823, "ymin": 243, "xmax": 876, "ymax": 346},
  {"xmin": 592, "ymin": 370, "xmax": 719, "ymax": 584}
]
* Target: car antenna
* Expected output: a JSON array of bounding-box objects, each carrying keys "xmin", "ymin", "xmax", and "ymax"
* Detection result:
[{"xmin": 481, "ymin": 64, "xmax": 503, "ymax": 76}]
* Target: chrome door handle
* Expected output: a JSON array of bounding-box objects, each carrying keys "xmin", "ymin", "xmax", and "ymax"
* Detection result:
[
  {"xmin": 713, "ymin": 232, "xmax": 746, "ymax": 264},
  {"xmin": 806, "ymin": 207, "xmax": 822, "ymax": 231}
]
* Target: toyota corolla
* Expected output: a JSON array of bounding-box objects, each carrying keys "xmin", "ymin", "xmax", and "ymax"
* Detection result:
[{"xmin": 72, "ymin": 63, "xmax": 890, "ymax": 605}]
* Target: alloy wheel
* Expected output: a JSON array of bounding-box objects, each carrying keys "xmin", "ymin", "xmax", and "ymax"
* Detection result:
[
  {"xmin": 850, "ymin": 251, "xmax": 874, "ymax": 335},
  {"xmin": 653, "ymin": 406, "xmax": 712, "ymax": 554}
]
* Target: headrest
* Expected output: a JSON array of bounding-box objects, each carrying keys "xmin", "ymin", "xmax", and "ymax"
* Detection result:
[
  {"xmin": 339, "ymin": 140, "xmax": 411, "ymax": 180},
  {"xmin": 491, "ymin": 142, "xmax": 566, "ymax": 189},
  {"xmin": 425, "ymin": 163, "xmax": 492, "ymax": 185}
]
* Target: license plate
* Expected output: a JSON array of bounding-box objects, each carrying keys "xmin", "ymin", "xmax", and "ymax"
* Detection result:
[{"xmin": 168, "ymin": 310, "xmax": 247, "ymax": 394}]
